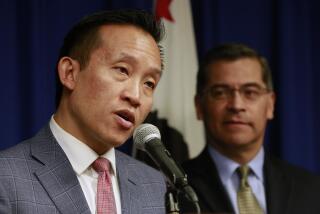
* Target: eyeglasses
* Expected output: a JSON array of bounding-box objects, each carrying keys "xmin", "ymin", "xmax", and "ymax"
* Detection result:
[{"xmin": 202, "ymin": 84, "xmax": 270, "ymax": 102}]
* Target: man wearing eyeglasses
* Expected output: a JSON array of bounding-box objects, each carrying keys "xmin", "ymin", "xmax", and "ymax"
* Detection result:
[{"xmin": 180, "ymin": 43, "xmax": 320, "ymax": 214}]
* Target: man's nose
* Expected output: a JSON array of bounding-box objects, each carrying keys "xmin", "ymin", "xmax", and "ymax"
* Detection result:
[
  {"xmin": 121, "ymin": 81, "xmax": 141, "ymax": 108},
  {"xmin": 226, "ymin": 91, "xmax": 246, "ymax": 112}
]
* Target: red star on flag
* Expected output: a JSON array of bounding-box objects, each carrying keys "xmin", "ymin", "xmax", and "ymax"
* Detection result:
[{"xmin": 155, "ymin": 0, "xmax": 175, "ymax": 22}]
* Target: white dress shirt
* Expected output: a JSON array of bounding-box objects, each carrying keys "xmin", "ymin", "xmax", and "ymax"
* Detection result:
[
  {"xmin": 208, "ymin": 146, "xmax": 266, "ymax": 214},
  {"xmin": 49, "ymin": 116, "xmax": 122, "ymax": 214}
]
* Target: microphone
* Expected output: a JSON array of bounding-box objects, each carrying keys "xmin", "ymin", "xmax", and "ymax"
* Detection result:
[{"xmin": 133, "ymin": 123, "xmax": 198, "ymax": 204}]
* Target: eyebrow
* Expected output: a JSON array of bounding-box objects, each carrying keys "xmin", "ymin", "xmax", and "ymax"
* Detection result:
[{"xmin": 118, "ymin": 53, "xmax": 162, "ymax": 76}]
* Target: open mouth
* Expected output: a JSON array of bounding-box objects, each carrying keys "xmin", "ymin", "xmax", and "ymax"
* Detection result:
[{"xmin": 116, "ymin": 110, "xmax": 135, "ymax": 124}]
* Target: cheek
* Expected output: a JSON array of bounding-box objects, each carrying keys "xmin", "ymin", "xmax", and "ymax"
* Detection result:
[
  {"xmin": 205, "ymin": 104, "xmax": 224, "ymax": 120},
  {"xmin": 139, "ymin": 97, "xmax": 153, "ymax": 122},
  {"xmin": 86, "ymin": 74, "xmax": 108, "ymax": 97},
  {"xmin": 202, "ymin": 105, "xmax": 223, "ymax": 128},
  {"xmin": 85, "ymin": 72, "xmax": 119, "ymax": 103},
  {"xmin": 252, "ymin": 104, "xmax": 272, "ymax": 126},
  {"xmin": 262, "ymin": 95, "xmax": 275, "ymax": 116}
]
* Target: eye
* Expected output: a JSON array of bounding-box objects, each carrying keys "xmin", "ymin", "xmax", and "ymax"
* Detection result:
[
  {"xmin": 114, "ymin": 67, "xmax": 129, "ymax": 75},
  {"xmin": 210, "ymin": 87, "xmax": 228, "ymax": 99},
  {"xmin": 144, "ymin": 81, "xmax": 156, "ymax": 90},
  {"xmin": 243, "ymin": 87, "xmax": 260, "ymax": 99}
]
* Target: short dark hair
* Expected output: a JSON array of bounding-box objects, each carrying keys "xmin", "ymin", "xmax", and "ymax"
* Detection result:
[
  {"xmin": 55, "ymin": 9, "xmax": 165, "ymax": 107},
  {"xmin": 196, "ymin": 43, "xmax": 273, "ymax": 96}
]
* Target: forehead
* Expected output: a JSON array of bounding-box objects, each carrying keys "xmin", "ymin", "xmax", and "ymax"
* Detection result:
[
  {"xmin": 89, "ymin": 24, "xmax": 162, "ymax": 73},
  {"xmin": 99, "ymin": 25, "xmax": 160, "ymax": 57},
  {"xmin": 206, "ymin": 58, "xmax": 264, "ymax": 86}
]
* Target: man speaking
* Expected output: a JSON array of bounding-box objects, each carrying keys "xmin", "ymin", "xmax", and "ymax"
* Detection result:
[{"xmin": 0, "ymin": 9, "xmax": 167, "ymax": 214}]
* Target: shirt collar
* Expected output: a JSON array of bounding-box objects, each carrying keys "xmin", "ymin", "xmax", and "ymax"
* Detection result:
[
  {"xmin": 208, "ymin": 145, "xmax": 264, "ymax": 184},
  {"xmin": 249, "ymin": 147, "xmax": 264, "ymax": 181},
  {"xmin": 49, "ymin": 115, "xmax": 117, "ymax": 176},
  {"xmin": 208, "ymin": 146, "xmax": 239, "ymax": 185}
]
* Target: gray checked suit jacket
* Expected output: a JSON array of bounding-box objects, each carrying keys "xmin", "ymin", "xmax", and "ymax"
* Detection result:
[{"xmin": 0, "ymin": 125, "xmax": 167, "ymax": 214}]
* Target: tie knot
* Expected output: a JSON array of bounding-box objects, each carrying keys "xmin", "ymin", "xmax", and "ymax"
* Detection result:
[
  {"xmin": 238, "ymin": 165, "xmax": 250, "ymax": 179},
  {"xmin": 237, "ymin": 165, "xmax": 251, "ymax": 189},
  {"xmin": 92, "ymin": 158, "xmax": 110, "ymax": 173}
]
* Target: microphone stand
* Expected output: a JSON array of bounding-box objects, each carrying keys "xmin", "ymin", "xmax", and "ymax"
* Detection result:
[
  {"xmin": 165, "ymin": 185, "xmax": 180, "ymax": 214},
  {"xmin": 165, "ymin": 177, "xmax": 201, "ymax": 214}
]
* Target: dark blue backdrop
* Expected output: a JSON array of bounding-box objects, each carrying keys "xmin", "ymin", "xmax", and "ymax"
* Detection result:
[{"xmin": 1, "ymin": 0, "xmax": 319, "ymax": 173}]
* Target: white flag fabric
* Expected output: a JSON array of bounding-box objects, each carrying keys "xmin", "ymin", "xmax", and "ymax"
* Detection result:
[{"xmin": 154, "ymin": 0, "xmax": 204, "ymax": 157}]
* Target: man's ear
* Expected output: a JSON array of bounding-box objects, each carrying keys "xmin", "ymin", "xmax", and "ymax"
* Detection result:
[
  {"xmin": 57, "ymin": 57, "xmax": 80, "ymax": 90},
  {"xmin": 195, "ymin": 95, "xmax": 204, "ymax": 120},
  {"xmin": 267, "ymin": 91, "xmax": 276, "ymax": 120}
]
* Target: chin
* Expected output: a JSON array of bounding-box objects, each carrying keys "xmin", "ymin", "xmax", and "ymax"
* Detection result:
[
  {"xmin": 221, "ymin": 135, "xmax": 253, "ymax": 146},
  {"xmin": 106, "ymin": 137, "xmax": 124, "ymax": 146},
  {"xmin": 111, "ymin": 134, "xmax": 131, "ymax": 146},
  {"xmin": 94, "ymin": 133, "xmax": 126, "ymax": 150}
]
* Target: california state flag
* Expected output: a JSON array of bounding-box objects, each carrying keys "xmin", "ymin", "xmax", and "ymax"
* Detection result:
[{"xmin": 153, "ymin": 0, "xmax": 204, "ymax": 157}]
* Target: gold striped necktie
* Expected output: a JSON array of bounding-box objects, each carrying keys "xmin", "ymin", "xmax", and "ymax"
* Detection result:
[{"xmin": 237, "ymin": 165, "xmax": 263, "ymax": 214}]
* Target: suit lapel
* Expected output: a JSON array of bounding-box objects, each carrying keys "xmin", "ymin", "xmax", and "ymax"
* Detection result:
[
  {"xmin": 186, "ymin": 149, "xmax": 234, "ymax": 213},
  {"xmin": 115, "ymin": 151, "xmax": 140, "ymax": 214},
  {"xmin": 264, "ymin": 155, "xmax": 292, "ymax": 214},
  {"xmin": 31, "ymin": 126, "xmax": 91, "ymax": 214}
]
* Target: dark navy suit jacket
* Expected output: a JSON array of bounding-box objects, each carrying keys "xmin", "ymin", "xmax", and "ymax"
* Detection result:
[{"xmin": 180, "ymin": 147, "xmax": 320, "ymax": 214}]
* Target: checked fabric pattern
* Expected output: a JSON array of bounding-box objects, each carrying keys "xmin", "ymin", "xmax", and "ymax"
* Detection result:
[{"xmin": 92, "ymin": 158, "xmax": 117, "ymax": 214}]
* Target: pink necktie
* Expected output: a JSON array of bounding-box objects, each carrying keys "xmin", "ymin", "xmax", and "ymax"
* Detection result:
[{"xmin": 92, "ymin": 158, "xmax": 117, "ymax": 214}]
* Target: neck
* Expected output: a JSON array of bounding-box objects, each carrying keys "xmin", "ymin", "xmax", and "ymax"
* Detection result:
[{"xmin": 54, "ymin": 103, "xmax": 112, "ymax": 155}]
